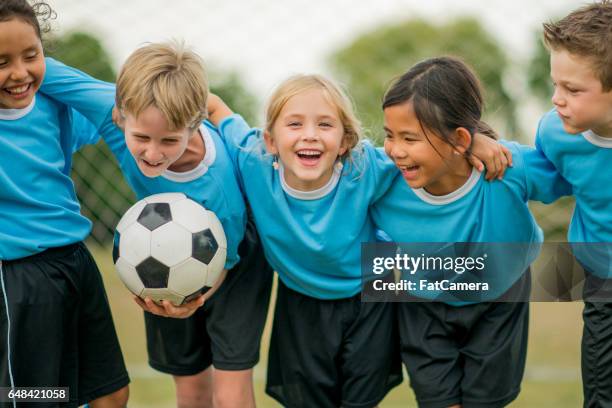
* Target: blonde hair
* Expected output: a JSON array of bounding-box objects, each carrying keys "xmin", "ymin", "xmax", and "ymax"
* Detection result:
[
  {"xmin": 116, "ymin": 41, "xmax": 208, "ymax": 131},
  {"xmin": 264, "ymin": 74, "xmax": 362, "ymax": 162}
]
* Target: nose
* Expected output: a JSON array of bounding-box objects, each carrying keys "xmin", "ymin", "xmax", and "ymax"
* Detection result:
[
  {"xmin": 143, "ymin": 146, "xmax": 164, "ymax": 163},
  {"xmin": 301, "ymin": 124, "xmax": 319, "ymax": 141},
  {"xmin": 551, "ymin": 87, "xmax": 565, "ymax": 108},
  {"xmin": 385, "ymin": 140, "xmax": 407, "ymax": 160},
  {"xmin": 9, "ymin": 61, "xmax": 29, "ymax": 82}
]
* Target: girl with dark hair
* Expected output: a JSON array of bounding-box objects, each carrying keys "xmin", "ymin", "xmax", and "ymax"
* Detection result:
[
  {"xmin": 0, "ymin": 1, "xmax": 129, "ymax": 406},
  {"xmin": 371, "ymin": 56, "xmax": 572, "ymax": 408}
]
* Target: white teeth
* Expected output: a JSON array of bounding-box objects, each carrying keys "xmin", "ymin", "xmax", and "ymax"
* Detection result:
[
  {"xmin": 297, "ymin": 150, "xmax": 321, "ymax": 156},
  {"xmin": 6, "ymin": 84, "xmax": 29, "ymax": 94}
]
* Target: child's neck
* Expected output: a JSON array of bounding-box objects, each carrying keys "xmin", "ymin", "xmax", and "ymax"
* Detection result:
[
  {"xmin": 423, "ymin": 158, "xmax": 473, "ymax": 196},
  {"xmin": 167, "ymin": 128, "xmax": 206, "ymax": 172},
  {"xmin": 592, "ymin": 123, "xmax": 612, "ymax": 138}
]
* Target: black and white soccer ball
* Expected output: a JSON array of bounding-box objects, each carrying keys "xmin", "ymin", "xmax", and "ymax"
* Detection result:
[{"xmin": 113, "ymin": 192, "xmax": 227, "ymax": 306}]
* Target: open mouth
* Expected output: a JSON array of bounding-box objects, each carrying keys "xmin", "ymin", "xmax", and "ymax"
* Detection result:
[
  {"xmin": 557, "ymin": 111, "xmax": 571, "ymax": 122},
  {"xmin": 141, "ymin": 159, "xmax": 165, "ymax": 169},
  {"xmin": 296, "ymin": 149, "xmax": 322, "ymax": 166},
  {"xmin": 3, "ymin": 83, "xmax": 32, "ymax": 98},
  {"xmin": 399, "ymin": 164, "xmax": 420, "ymax": 180}
]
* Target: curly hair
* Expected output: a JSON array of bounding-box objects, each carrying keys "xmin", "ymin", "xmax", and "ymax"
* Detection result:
[{"xmin": 0, "ymin": 0, "xmax": 55, "ymax": 39}]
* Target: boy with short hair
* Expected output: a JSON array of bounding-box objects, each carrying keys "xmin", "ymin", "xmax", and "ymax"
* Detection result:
[
  {"xmin": 536, "ymin": 1, "xmax": 612, "ymax": 405},
  {"xmin": 41, "ymin": 42, "xmax": 273, "ymax": 408}
]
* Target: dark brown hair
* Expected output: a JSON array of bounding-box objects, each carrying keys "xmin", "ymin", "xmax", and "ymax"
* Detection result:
[
  {"xmin": 0, "ymin": 0, "xmax": 55, "ymax": 39},
  {"xmin": 382, "ymin": 56, "xmax": 497, "ymax": 156}
]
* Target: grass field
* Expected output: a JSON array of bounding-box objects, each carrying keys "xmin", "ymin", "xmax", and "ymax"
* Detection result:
[{"xmin": 90, "ymin": 244, "xmax": 584, "ymax": 407}]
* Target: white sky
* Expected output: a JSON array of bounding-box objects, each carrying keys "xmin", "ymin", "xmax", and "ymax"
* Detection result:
[{"xmin": 50, "ymin": 0, "xmax": 583, "ymax": 136}]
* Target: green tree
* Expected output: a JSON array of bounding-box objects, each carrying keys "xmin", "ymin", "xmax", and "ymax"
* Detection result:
[
  {"xmin": 527, "ymin": 31, "xmax": 553, "ymax": 105},
  {"xmin": 46, "ymin": 31, "xmax": 116, "ymax": 82},
  {"xmin": 210, "ymin": 70, "xmax": 259, "ymax": 125},
  {"xmin": 330, "ymin": 17, "xmax": 517, "ymax": 143}
]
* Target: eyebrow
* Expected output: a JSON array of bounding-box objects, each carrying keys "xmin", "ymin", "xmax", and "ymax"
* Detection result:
[
  {"xmin": 283, "ymin": 113, "xmax": 338, "ymax": 121},
  {"xmin": 383, "ymin": 126, "xmax": 420, "ymax": 137},
  {"xmin": 0, "ymin": 46, "xmax": 41, "ymax": 59},
  {"xmin": 131, "ymin": 131, "xmax": 181, "ymax": 139}
]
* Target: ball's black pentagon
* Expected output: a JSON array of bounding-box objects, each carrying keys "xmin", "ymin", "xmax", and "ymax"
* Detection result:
[
  {"xmin": 112, "ymin": 231, "xmax": 120, "ymax": 263},
  {"xmin": 136, "ymin": 257, "xmax": 170, "ymax": 288},
  {"xmin": 182, "ymin": 286, "xmax": 212, "ymax": 305},
  {"xmin": 192, "ymin": 229, "xmax": 219, "ymax": 264},
  {"xmin": 137, "ymin": 203, "xmax": 172, "ymax": 231}
]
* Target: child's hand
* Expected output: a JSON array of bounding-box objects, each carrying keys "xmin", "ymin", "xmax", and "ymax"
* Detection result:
[
  {"xmin": 134, "ymin": 295, "xmax": 205, "ymax": 319},
  {"xmin": 112, "ymin": 107, "xmax": 125, "ymax": 131},
  {"xmin": 470, "ymin": 133, "xmax": 513, "ymax": 180},
  {"xmin": 207, "ymin": 93, "xmax": 233, "ymax": 126},
  {"xmin": 133, "ymin": 269, "xmax": 227, "ymax": 319}
]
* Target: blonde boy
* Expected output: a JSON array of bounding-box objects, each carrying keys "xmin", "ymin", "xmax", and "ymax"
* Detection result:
[{"xmin": 40, "ymin": 42, "xmax": 272, "ymax": 408}]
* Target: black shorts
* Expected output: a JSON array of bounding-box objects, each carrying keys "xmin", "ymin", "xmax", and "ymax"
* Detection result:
[
  {"xmin": 0, "ymin": 243, "xmax": 129, "ymax": 407},
  {"xmin": 398, "ymin": 273, "xmax": 530, "ymax": 408},
  {"xmin": 266, "ymin": 280, "xmax": 403, "ymax": 408},
  {"xmin": 582, "ymin": 273, "xmax": 612, "ymax": 408},
  {"xmin": 145, "ymin": 219, "xmax": 273, "ymax": 375}
]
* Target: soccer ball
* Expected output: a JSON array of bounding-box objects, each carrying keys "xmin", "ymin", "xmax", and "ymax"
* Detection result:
[{"xmin": 113, "ymin": 192, "xmax": 227, "ymax": 306}]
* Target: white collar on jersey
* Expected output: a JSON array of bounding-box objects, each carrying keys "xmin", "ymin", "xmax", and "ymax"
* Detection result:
[
  {"xmin": 162, "ymin": 124, "xmax": 216, "ymax": 182},
  {"xmin": 583, "ymin": 130, "xmax": 612, "ymax": 148},
  {"xmin": 0, "ymin": 96, "xmax": 36, "ymax": 120},
  {"xmin": 412, "ymin": 166, "xmax": 482, "ymax": 205},
  {"xmin": 279, "ymin": 161, "xmax": 343, "ymax": 200}
]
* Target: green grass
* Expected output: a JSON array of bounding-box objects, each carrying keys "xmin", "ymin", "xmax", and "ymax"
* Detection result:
[{"xmin": 91, "ymin": 244, "xmax": 584, "ymax": 407}]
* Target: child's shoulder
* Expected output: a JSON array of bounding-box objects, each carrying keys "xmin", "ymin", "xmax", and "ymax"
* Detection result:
[
  {"xmin": 537, "ymin": 109, "xmax": 570, "ymax": 145},
  {"xmin": 496, "ymin": 140, "xmax": 535, "ymax": 182}
]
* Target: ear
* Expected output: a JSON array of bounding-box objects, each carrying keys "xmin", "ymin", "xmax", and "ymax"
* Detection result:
[
  {"xmin": 338, "ymin": 137, "xmax": 349, "ymax": 157},
  {"xmin": 263, "ymin": 130, "xmax": 278, "ymax": 155},
  {"xmin": 112, "ymin": 107, "xmax": 126, "ymax": 131},
  {"xmin": 452, "ymin": 127, "xmax": 472, "ymax": 155}
]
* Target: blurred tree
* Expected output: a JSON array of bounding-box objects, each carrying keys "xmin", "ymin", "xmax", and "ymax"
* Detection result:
[
  {"xmin": 330, "ymin": 18, "xmax": 517, "ymax": 144},
  {"xmin": 210, "ymin": 70, "xmax": 259, "ymax": 125},
  {"xmin": 527, "ymin": 31, "xmax": 554, "ymax": 105},
  {"xmin": 46, "ymin": 31, "xmax": 116, "ymax": 82}
]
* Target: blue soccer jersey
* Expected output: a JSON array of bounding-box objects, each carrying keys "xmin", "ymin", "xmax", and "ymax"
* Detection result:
[
  {"xmin": 536, "ymin": 109, "xmax": 612, "ymax": 276},
  {"xmin": 0, "ymin": 95, "xmax": 97, "ymax": 260},
  {"xmin": 371, "ymin": 141, "xmax": 572, "ymax": 303},
  {"xmin": 40, "ymin": 58, "xmax": 246, "ymax": 269},
  {"xmin": 218, "ymin": 114, "xmax": 399, "ymax": 299}
]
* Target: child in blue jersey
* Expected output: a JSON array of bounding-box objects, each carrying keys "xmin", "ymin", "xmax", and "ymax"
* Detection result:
[
  {"xmin": 536, "ymin": 2, "xmax": 612, "ymax": 405},
  {"xmin": 371, "ymin": 56, "xmax": 572, "ymax": 407},
  {"xmin": 206, "ymin": 71, "xmax": 513, "ymax": 407},
  {"xmin": 40, "ymin": 43, "xmax": 273, "ymax": 408},
  {"xmin": 207, "ymin": 76, "xmax": 403, "ymax": 407},
  {"xmin": 0, "ymin": 1, "xmax": 129, "ymax": 407}
]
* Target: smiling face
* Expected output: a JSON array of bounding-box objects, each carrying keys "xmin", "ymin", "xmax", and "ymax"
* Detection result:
[
  {"xmin": 383, "ymin": 101, "xmax": 472, "ymax": 196},
  {"xmin": 0, "ymin": 18, "xmax": 45, "ymax": 109},
  {"xmin": 264, "ymin": 88, "xmax": 347, "ymax": 191},
  {"xmin": 124, "ymin": 106, "xmax": 193, "ymax": 177},
  {"xmin": 550, "ymin": 49, "xmax": 612, "ymax": 137}
]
